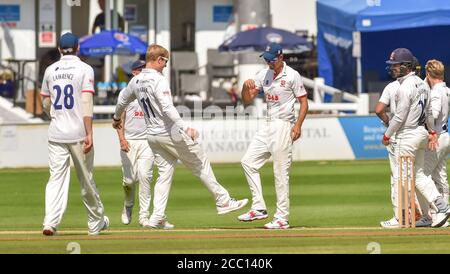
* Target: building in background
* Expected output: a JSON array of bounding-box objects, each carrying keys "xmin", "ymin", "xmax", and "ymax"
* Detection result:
[{"xmin": 0, "ymin": 0, "xmax": 316, "ymax": 109}]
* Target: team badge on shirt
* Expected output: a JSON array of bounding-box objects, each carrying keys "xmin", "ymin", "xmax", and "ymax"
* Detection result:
[{"xmin": 280, "ymin": 80, "xmax": 286, "ymax": 87}]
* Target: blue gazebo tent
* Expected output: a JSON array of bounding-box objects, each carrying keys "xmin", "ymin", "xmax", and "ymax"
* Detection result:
[{"xmin": 317, "ymin": 0, "xmax": 450, "ymax": 94}]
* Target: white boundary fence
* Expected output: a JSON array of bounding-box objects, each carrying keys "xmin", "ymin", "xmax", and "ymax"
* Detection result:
[
  {"xmin": 92, "ymin": 77, "xmax": 369, "ymax": 117},
  {"xmin": 302, "ymin": 77, "xmax": 369, "ymax": 115},
  {"xmin": 0, "ymin": 115, "xmax": 392, "ymax": 168}
]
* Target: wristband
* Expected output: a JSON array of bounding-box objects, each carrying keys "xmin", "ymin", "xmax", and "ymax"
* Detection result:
[
  {"xmin": 113, "ymin": 116, "xmax": 121, "ymax": 122},
  {"xmin": 383, "ymin": 134, "xmax": 390, "ymax": 142}
]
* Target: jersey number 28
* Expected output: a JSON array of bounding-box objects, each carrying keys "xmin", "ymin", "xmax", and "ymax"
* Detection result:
[{"xmin": 53, "ymin": 84, "xmax": 74, "ymax": 110}]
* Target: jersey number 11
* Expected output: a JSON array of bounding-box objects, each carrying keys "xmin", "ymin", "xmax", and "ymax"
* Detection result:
[{"xmin": 140, "ymin": 97, "xmax": 156, "ymax": 118}]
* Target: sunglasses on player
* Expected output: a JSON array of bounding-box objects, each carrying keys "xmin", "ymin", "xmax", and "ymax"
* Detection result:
[{"xmin": 264, "ymin": 57, "xmax": 279, "ymax": 64}]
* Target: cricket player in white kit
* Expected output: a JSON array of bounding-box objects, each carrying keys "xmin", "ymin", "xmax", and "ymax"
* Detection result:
[
  {"xmin": 416, "ymin": 60, "xmax": 450, "ymax": 227},
  {"xmin": 382, "ymin": 48, "xmax": 450, "ymax": 228},
  {"xmin": 40, "ymin": 33, "xmax": 109, "ymax": 236},
  {"xmin": 115, "ymin": 60, "xmax": 155, "ymax": 227},
  {"xmin": 376, "ymin": 79, "xmax": 400, "ymax": 228},
  {"xmin": 112, "ymin": 44, "xmax": 248, "ymax": 228},
  {"xmin": 238, "ymin": 43, "xmax": 309, "ymax": 229},
  {"xmin": 376, "ymin": 57, "xmax": 421, "ymax": 228}
]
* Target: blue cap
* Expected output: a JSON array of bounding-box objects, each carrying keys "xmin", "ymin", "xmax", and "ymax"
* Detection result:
[
  {"xmin": 260, "ymin": 42, "xmax": 283, "ymax": 62},
  {"xmin": 131, "ymin": 60, "xmax": 146, "ymax": 70},
  {"xmin": 386, "ymin": 48, "xmax": 414, "ymax": 65},
  {"xmin": 59, "ymin": 32, "xmax": 79, "ymax": 49}
]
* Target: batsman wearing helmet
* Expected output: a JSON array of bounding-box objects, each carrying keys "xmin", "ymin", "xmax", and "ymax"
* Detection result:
[
  {"xmin": 376, "ymin": 56, "xmax": 421, "ymax": 228},
  {"xmin": 381, "ymin": 48, "xmax": 450, "ymax": 228}
]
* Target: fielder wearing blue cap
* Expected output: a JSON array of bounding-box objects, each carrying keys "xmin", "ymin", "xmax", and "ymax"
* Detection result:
[
  {"xmin": 260, "ymin": 42, "xmax": 283, "ymax": 63},
  {"xmin": 239, "ymin": 41, "xmax": 309, "ymax": 229},
  {"xmin": 131, "ymin": 60, "xmax": 146, "ymax": 71},
  {"xmin": 59, "ymin": 32, "xmax": 79, "ymax": 55},
  {"xmin": 41, "ymin": 31, "xmax": 109, "ymax": 236}
]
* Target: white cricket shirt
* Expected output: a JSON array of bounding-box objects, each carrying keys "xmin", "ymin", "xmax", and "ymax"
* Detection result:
[
  {"xmin": 429, "ymin": 82, "xmax": 449, "ymax": 134},
  {"xmin": 117, "ymin": 89, "xmax": 148, "ymax": 140},
  {"xmin": 385, "ymin": 72, "xmax": 433, "ymax": 137},
  {"xmin": 115, "ymin": 68, "xmax": 186, "ymax": 136},
  {"xmin": 379, "ymin": 80, "xmax": 400, "ymax": 116},
  {"xmin": 253, "ymin": 62, "xmax": 307, "ymax": 122},
  {"xmin": 40, "ymin": 55, "xmax": 95, "ymax": 143}
]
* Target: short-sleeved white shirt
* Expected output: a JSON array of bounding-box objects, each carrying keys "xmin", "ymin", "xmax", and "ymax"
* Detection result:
[
  {"xmin": 118, "ymin": 88, "xmax": 147, "ymax": 140},
  {"xmin": 379, "ymin": 80, "xmax": 400, "ymax": 116},
  {"xmin": 253, "ymin": 62, "xmax": 307, "ymax": 122},
  {"xmin": 40, "ymin": 55, "xmax": 95, "ymax": 143}
]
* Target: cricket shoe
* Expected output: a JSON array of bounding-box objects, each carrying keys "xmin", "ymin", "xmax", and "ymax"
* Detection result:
[
  {"xmin": 238, "ymin": 209, "xmax": 268, "ymax": 222},
  {"xmin": 380, "ymin": 217, "xmax": 399, "ymax": 228},
  {"xmin": 121, "ymin": 206, "xmax": 133, "ymax": 225},
  {"xmin": 42, "ymin": 226, "xmax": 57, "ymax": 236},
  {"xmin": 146, "ymin": 218, "xmax": 175, "ymax": 229},
  {"xmin": 88, "ymin": 216, "xmax": 110, "ymax": 236},
  {"xmin": 139, "ymin": 217, "xmax": 151, "ymax": 227},
  {"xmin": 415, "ymin": 216, "xmax": 432, "ymax": 227},
  {"xmin": 431, "ymin": 198, "xmax": 450, "ymax": 228},
  {"xmin": 217, "ymin": 198, "xmax": 248, "ymax": 215},
  {"xmin": 264, "ymin": 219, "xmax": 290, "ymax": 229}
]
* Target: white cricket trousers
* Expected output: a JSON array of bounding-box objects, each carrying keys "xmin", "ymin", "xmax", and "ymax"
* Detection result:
[
  {"xmin": 388, "ymin": 137, "xmax": 421, "ymax": 220},
  {"xmin": 147, "ymin": 129, "xmax": 231, "ymax": 222},
  {"xmin": 419, "ymin": 132, "xmax": 450, "ymax": 218},
  {"xmin": 386, "ymin": 138, "xmax": 399, "ymax": 219},
  {"xmin": 241, "ymin": 119, "xmax": 293, "ymax": 221},
  {"xmin": 120, "ymin": 139, "xmax": 154, "ymax": 222},
  {"xmin": 43, "ymin": 141, "xmax": 105, "ymax": 233},
  {"xmin": 396, "ymin": 127, "xmax": 442, "ymax": 208}
]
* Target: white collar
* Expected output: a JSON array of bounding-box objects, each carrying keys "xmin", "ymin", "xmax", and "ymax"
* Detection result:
[
  {"xmin": 397, "ymin": 71, "xmax": 415, "ymax": 83},
  {"xmin": 433, "ymin": 82, "xmax": 446, "ymax": 89},
  {"xmin": 60, "ymin": 55, "xmax": 80, "ymax": 61},
  {"xmin": 142, "ymin": 68, "xmax": 160, "ymax": 74},
  {"xmin": 273, "ymin": 62, "xmax": 287, "ymax": 80}
]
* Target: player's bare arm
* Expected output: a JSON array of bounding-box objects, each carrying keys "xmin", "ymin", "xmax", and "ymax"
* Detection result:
[
  {"xmin": 42, "ymin": 97, "xmax": 51, "ymax": 117},
  {"xmin": 291, "ymin": 95, "xmax": 308, "ymax": 141},
  {"xmin": 112, "ymin": 116, "xmax": 122, "ymax": 130},
  {"xmin": 241, "ymin": 79, "xmax": 260, "ymax": 105},
  {"xmin": 81, "ymin": 92, "xmax": 94, "ymax": 154},
  {"xmin": 83, "ymin": 117, "xmax": 93, "ymax": 154},
  {"xmin": 375, "ymin": 102, "xmax": 390, "ymax": 126},
  {"xmin": 116, "ymin": 112, "xmax": 130, "ymax": 152}
]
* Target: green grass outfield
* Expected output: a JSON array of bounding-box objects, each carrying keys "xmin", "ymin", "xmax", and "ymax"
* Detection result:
[{"xmin": 1, "ymin": 160, "xmax": 450, "ymax": 254}]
